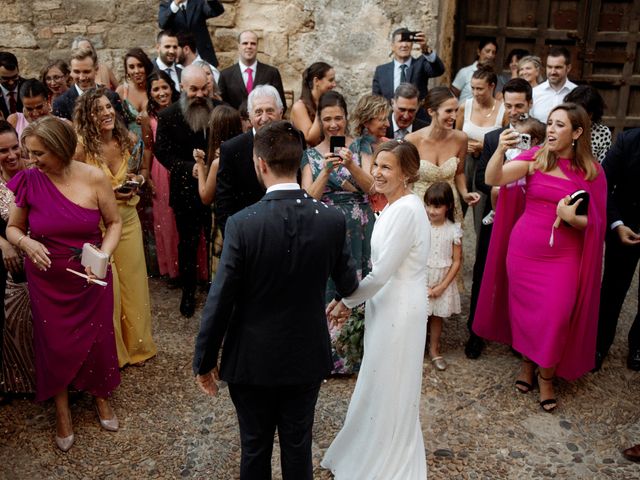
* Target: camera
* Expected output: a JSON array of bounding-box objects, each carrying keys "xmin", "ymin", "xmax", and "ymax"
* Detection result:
[{"xmin": 400, "ymin": 31, "xmax": 420, "ymax": 42}]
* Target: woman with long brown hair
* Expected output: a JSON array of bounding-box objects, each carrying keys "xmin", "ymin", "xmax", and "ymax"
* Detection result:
[
  {"xmin": 474, "ymin": 103, "xmax": 607, "ymax": 412},
  {"xmin": 74, "ymin": 87, "xmax": 157, "ymax": 368},
  {"xmin": 116, "ymin": 48, "xmax": 155, "ymax": 138}
]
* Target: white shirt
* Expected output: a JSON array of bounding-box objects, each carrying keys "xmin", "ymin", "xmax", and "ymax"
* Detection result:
[
  {"xmin": 530, "ymin": 79, "xmax": 577, "ymax": 122},
  {"xmin": 452, "ymin": 61, "xmax": 477, "ymax": 102},
  {"xmin": 0, "ymin": 83, "xmax": 18, "ymax": 112},
  {"xmin": 391, "ymin": 115, "xmax": 413, "ymax": 139},
  {"xmin": 170, "ymin": 0, "xmax": 188, "ymax": 13},
  {"xmin": 156, "ymin": 58, "xmax": 181, "ymax": 92},
  {"xmin": 239, "ymin": 60, "xmax": 258, "ymax": 89},
  {"xmin": 392, "ymin": 51, "xmax": 437, "ymax": 91},
  {"xmin": 266, "ymin": 182, "xmax": 300, "ymax": 194}
]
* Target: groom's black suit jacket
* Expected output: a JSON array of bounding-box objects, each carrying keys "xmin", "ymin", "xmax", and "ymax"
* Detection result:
[{"xmin": 193, "ymin": 188, "xmax": 359, "ymax": 384}]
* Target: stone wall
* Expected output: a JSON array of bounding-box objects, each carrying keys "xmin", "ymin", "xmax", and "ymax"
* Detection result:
[{"xmin": 0, "ymin": 0, "xmax": 453, "ymax": 111}]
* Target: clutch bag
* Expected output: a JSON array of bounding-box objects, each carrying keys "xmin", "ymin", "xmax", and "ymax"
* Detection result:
[
  {"xmin": 80, "ymin": 243, "xmax": 109, "ymax": 279},
  {"xmin": 562, "ymin": 190, "xmax": 589, "ymax": 227}
]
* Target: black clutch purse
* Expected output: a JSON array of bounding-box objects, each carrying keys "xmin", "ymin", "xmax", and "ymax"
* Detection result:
[{"xmin": 563, "ymin": 190, "xmax": 589, "ymax": 227}]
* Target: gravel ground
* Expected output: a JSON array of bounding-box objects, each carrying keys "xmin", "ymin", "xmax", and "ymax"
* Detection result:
[{"xmin": 1, "ymin": 216, "xmax": 639, "ymax": 479}]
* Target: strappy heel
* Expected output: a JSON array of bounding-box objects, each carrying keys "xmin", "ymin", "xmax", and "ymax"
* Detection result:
[
  {"xmin": 515, "ymin": 359, "xmax": 536, "ymax": 393},
  {"xmin": 537, "ymin": 372, "xmax": 557, "ymax": 412}
]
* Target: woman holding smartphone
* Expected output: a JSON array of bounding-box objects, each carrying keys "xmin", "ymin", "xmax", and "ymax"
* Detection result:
[
  {"xmin": 74, "ymin": 88, "xmax": 157, "ymax": 368},
  {"xmin": 301, "ymin": 91, "xmax": 375, "ymax": 374}
]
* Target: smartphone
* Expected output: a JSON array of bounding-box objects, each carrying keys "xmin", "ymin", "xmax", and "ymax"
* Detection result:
[
  {"xmin": 330, "ymin": 136, "xmax": 346, "ymax": 156},
  {"xmin": 400, "ymin": 31, "xmax": 420, "ymax": 42},
  {"xmin": 516, "ymin": 133, "xmax": 531, "ymax": 151},
  {"xmin": 116, "ymin": 180, "xmax": 140, "ymax": 194}
]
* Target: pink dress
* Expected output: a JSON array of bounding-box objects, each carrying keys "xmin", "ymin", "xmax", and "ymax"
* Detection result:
[
  {"xmin": 474, "ymin": 148, "xmax": 607, "ymax": 380},
  {"xmin": 150, "ymin": 116, "xmax": 180, "ymax": 278},
  {"xmin": 8, "ymin": 169, "xmax": 120, "ymax": 401}
]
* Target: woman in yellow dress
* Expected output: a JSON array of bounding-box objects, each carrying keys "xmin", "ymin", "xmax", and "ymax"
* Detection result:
[{"xmin": 73, "ymin": 87, "xmax": 156, "ymax": 367}]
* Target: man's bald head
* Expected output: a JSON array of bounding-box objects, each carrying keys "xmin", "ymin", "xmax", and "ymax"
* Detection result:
[{"xmin": 181, "ymin": 65, "xmax": 209, "ymax": 98}]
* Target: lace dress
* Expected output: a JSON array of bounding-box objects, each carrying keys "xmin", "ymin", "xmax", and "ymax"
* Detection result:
[
  {"xmin": 427, "ymin": 220, "xmax": 462, "ymax": 317},
  {"xmin": 413, "ymin": 157, "xmax": 463, "ymax": 223}
]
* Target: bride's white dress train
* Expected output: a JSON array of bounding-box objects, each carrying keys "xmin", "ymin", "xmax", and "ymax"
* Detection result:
[{"xmin": 322, "ymin": 193, "xmax": 430, "ymax": 479}]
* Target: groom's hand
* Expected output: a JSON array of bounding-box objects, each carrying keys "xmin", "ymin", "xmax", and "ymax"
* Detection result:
[
  {"xmin": 328, "ymin": 300, "xmax": 350, "ymax": 328},
  {"xmin": 196, "ymin": 368, "xmax": 220, "ymax": 397}
]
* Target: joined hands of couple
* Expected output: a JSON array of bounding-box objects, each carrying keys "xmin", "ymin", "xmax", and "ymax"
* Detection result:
[{"xmin": 326, "ymin": 299, "xmax": 351, "ymax": 328}]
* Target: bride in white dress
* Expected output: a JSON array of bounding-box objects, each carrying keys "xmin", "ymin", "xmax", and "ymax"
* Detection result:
[{"xmin": 322, "ymin": 140, "xmax": 431, "ymax": 479}]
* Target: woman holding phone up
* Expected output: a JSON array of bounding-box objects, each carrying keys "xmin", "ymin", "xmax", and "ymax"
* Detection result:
[
  {"xmin": 74, "ymin": 87, "xmax": 157, "ymax": 368},
  {"xmin": 301, "ymin": 91, "xmax": 375, "ymax": 374}
]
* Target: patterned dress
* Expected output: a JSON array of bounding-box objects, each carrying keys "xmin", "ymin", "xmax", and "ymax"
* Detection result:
[
  {"xmin": 426, "ymin": 220, "xmax": 462, "ymax": 317},
  {"xmin": 413, "ymin": 157, "xmax": 464, "ymax": 223},
  {"xmin": 0, "ymin": 177, "xmax": 35, "ymax": 393},
  {"xmin": 301, "ymin": 147, "xmax": 375, "ymax": 374}
]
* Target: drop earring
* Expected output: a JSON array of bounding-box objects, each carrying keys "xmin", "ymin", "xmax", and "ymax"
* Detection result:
[{"xmin": 572, "ymin": 139, "xmax": 576, "ymax": 147}]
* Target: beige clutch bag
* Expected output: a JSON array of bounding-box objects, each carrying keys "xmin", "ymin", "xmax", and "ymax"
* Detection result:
[{"xmin": 80, "ymin": 243, "xmax": 109, "ymax": 279}]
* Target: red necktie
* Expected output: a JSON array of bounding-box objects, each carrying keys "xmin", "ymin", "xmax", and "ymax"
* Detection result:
[
  {"xmin": 8, "ymin": 90, "xmax": 16, "ymax": 114},
  {"xmin": 246, "ymin": 67, "xmax": 254, "ymax": 94}
]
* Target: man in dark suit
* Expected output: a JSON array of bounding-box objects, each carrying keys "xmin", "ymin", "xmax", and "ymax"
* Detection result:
[
  {"xmin": 465, "ymin": 78, "xmax": 532, "ymax": 359},
  {"xmin": 372, "ymin": 27, "xmax": 445, "ymax": 121},
  {"xmin": 155, "ymin": 65, "xmax": 220, "ymax": 317},
  {"xmin": 52, "ymin": 48, "xmax": 123, "ymax": 121},
  {"xmin": 158, "ymin": 0, "xmax": 224, "ymax": 67},
  {"xmin": 215, "ymin": 84, "xmax": 284, "ymax": 235},
  {"xmin": 595, "ymin": 128, "xmax": 640, "ymax": 371},
  {"xmin": 218, "ymin": 30, "xmax": 286, "ymax": 114},
  {"xmin": 385, "ymin": 83, "xmax": 429, "ymax": 139},
  {"xmin": 194, "ymin": 120, "xmax": 359, "ymax": 480},
  {"xmin": 153, "ymin": 30, "xmax": 183, "ymax": 92},
  {"xmin": 0, "ymin": 52, "xmax": 25, "ymax": 119}
]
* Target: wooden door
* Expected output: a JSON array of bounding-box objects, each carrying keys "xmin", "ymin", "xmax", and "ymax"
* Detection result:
[{"xmin": 455, "ymin": 0, "xmax": 639, "ymax": 135}]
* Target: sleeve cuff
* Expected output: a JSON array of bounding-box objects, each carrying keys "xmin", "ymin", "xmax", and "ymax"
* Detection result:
[
  {"xmin": 423, "ymin": 51, "xmax": 437, "ymax": 62},
  {"xmin": 611, "ymin": 220, "xmax": 624, "ymax": 230}
]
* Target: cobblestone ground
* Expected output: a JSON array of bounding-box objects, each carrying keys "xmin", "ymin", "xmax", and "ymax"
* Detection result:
[{"xmin": 1, "ymin": 217, "xmax": 639, "ymax": 479}]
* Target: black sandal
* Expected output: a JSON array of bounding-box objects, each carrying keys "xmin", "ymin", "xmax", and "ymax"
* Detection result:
[
  {"xmin": 537, "ymin": 372, "xmax": 557, "ymax": 412},
  {"xmin": 515, "ymin": 359, "xmax": 536, "ymax": 393}
]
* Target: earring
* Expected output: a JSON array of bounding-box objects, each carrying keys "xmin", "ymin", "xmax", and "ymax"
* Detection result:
[
  {"xmin": 572, "ymin": 140, "xmax": 576, "ymax": 147},
  {"xmin": 403, "ymin": 178, "xmax": 408, "ymax": 189}
]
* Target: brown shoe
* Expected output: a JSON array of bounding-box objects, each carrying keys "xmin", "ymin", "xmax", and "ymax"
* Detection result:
[{"xmin": 623, "ymin": 444, "xmax": 640, "ymax": 462}]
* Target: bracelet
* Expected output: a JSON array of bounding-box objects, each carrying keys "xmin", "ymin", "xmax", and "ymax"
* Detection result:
[
  {"xmin": 16, "ymin": 234, "xmax": 28, "ymax": 249},
  {"xmin": 137, "ymin": 174, "xmax": 146, "ymax": 186}
]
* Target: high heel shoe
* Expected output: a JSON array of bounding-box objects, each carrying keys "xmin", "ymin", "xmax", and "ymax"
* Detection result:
[
  {"xmin": 55, "ymin": 410, "xmax": 74, "ymax": 452},
  {"xmin": 95, "ymin": 402, "xmax": 119, "ymax": 432},
  {"xmin": 537, "ymin": 372, "xmax": 557, "ymax": 412},
  {"xmin": 515, "ymin": 359, "xmax": 536, "ymax": 393}
]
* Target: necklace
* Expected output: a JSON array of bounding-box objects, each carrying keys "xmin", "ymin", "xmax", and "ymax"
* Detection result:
[{"xmin": 482, "ymin": 99, "xmax": 496, "ymax": 118}]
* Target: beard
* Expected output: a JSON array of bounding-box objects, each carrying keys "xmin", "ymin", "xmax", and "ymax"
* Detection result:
[{"xmin": 180, "ymin": 93, "xmax": 213, "ymax": 133}]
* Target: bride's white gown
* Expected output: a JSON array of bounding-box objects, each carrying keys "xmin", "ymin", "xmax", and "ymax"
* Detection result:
[{"xmin": 322, "ymin": 193, "xmax": 430, "ymax": 479}]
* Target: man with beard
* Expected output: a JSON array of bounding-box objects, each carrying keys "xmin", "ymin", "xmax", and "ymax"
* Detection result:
[
  {"xmin": 154, "ymin": 30, "xmax": 182, "ymax": 92},
  {"xmin": 530, "ymin": 47, "xmax": 576, "ymax": 122},
  {"xmin": 215, "ymin": 84, "xmax": 286, "ymax": 236},
  {"xmin": 155, "ymin": 65, "xmax": 222, "ymax": 317}
]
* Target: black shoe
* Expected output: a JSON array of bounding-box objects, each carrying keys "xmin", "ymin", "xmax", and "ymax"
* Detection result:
[
  {"xmin": 627, "ymin": 348, "xmax": 640, "ymax": 371},
  {"xmin": 180, "ymin": 291, "xmax": 196, "ymax": 318},
  {"xmin": 464, "ymin": 334, "xmax": 484, "ymax": 359},
  {"xmin": 592, "ymin": 351, "xmax": 604, "ymax": 372}
]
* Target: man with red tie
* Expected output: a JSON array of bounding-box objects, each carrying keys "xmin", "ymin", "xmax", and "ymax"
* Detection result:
[
  {"xmin": 218, "ymin": 30, "xmax": 287, "ymax": 114},
  {"xmin": 0, "ymin": 52, "xmax": 25, "ymax": 120}
]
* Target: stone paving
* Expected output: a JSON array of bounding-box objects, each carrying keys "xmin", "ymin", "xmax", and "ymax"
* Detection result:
[{"xmin": 1, "ymin": 221, "xmax": 639, "ymax": 479}]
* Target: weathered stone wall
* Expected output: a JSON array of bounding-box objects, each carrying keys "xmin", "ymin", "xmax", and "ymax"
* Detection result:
[{"xmin": 0, "ymin": 0, "xmax": 452, "ymax": 110}]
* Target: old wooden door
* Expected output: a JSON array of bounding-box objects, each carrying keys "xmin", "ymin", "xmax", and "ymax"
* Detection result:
[{"xmin": 455, "ymin": 0, "xmax": 640, "ymax": 135}]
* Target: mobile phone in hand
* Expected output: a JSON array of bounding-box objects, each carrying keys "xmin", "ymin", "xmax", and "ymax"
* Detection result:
[
  {"xmin": 330, "ymin": 136, "xmax": 346, "ymax": 156},
  {"xmin": 116, "ymin": 180, "xmax": 140, "ymax": 194}
]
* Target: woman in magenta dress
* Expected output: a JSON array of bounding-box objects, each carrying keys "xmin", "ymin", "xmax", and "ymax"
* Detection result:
[
  {"xmin": 6, "ymin": 117, "xmax": 122, "ymax": 451},
  {"xmin": 473, "ymin": 103, "xmax": 606, "ymax": 412}
]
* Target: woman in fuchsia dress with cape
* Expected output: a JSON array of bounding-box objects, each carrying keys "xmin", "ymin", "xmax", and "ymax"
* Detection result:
[
  {"xmin": 7, "ymin": 117, "xmax": 121, "ymax": 451},
  {"xmin": 474, "ymin": 104, "xmax": 606, "ymax": 412}
]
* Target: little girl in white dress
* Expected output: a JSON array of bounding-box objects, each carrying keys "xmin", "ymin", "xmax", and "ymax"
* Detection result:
[{"xmin": 424, "ymin": 182, "xmax": 462, "ymax": 371}]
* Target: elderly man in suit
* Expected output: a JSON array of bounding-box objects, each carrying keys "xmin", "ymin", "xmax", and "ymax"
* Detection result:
[
  {"xmin": 218, "ymin": 31, "xmax": 286, "ymax": 114},
  {"xmin": 194, "ymin": 120, "xmax": 358, "ymax": 480},
  {"xmin": 385, "ymin": 83, "xmax": 429, "ymax": 139},
  {"xmin": 595, "ymin": 128, "xmax": 640, "ymax": 371},
  {"xmin": 158, "ymin": 0, "xmax": 224, "ymax": 67},
  {"xmin": 155, "ymin": 65, "xmax": 222, "ymax": 317},
  {"xmin": 52, "ymin": 48, "xmax": 123, "ymax": 121},
  {"xmin": 372, "ymin": 27, "xmax": 445, "ymax": 121},
  {"xmin": 465, "ymin": 78, "xmax": 533, "ymax": 359},
  {"xmin": 215, "ymin": 84, "xmax": 284, "ymax": 235},
  {"xmin": 0, "ymin": 52, "xmax": 25, "ymax": 119}
]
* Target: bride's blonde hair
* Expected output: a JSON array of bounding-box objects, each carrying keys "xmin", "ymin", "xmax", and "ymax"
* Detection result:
[{"xmin": 532, "ymin": 103, "xmax": 598, "ymax": 181}]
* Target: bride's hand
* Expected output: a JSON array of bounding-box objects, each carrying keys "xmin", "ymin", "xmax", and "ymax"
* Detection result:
[{"xmin": 328, "ymin": 300, "xmax": 350, "ymax": 328}]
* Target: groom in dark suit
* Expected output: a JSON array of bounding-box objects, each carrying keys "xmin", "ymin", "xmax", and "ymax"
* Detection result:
[
  {"xmin": 372, "ymin": 27, "xmax": 445, "ymax": 121},
  {"xmin": 194, "ymin": 120, "xmax": 359, "ymax": 479},
  {"xmin": 218, "ymin": 30, "xmax": 286, "ymax": 113},
  {"xmin": 596, "ymin": 128, "xmax": 640, "ymax": 371}
]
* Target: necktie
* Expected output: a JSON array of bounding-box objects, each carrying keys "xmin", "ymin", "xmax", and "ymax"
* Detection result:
[
  {"xmin": 8, "ymin": 90, "xmax": 16, "ymax": 114},
  {"xmin": 165, "ymin": 68, "xmax": 177, "ymax": 89},
  {"xmin": 246, "ymin": 67, "xmax": 254, "ymax": 94},
  {"xmin": 400, "ymin": 64, "xmax": 407, "ymax": 84},
  {"xmin": 395, "ymin": 128, "xmax": 407, "ymax": 140}
]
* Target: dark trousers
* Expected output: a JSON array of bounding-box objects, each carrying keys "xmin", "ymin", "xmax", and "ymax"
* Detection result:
[
  {"xmin": 174, "ymin": 207, "xmax": 212, "ymax": 293},
  {"xmin": 597, "ymin": 231, "xmax": 640, "ymax": 355},
  {"xmin": 468, "ymin": 222, "xmax": 493, "ymax": 333},
  {"xmin": 228, "ymin": 382, "xmax": 321, "ymax": 480}
]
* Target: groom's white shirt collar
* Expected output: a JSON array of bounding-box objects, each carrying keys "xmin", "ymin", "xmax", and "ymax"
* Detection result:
[{"xmin": 266, "ymin": 183, "xmax": 300, "ymax": 193}]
